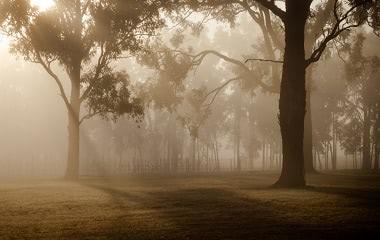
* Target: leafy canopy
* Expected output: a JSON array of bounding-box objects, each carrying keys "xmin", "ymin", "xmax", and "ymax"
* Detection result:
[{"xmin": 0, "ymin": 0, "xmax": 175, "ymax": 120}]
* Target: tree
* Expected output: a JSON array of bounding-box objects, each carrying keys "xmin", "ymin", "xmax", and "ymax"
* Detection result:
[
  {"xmin": 342, "ymin": 33, "xmax": 380, "ymax": 170},
  {"xmin": 0, "ymin": 0, "xmax": 173, "ymax": 179},
  {"xmin": 312, "ymin": 57, "xmax": 346, "ymax": 170},
  {"xmin": 183, "ymin": 0, "xmax": 379, "ymax": 186}
]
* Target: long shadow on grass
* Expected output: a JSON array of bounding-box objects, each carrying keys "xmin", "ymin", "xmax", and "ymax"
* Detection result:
[
  {"xmin": 305, "ymin": 185, "xmax": 380, "ymax": 203},
  {"xmin": 82, "ymin": 181, "xmax": 380, "ymax": 240}
]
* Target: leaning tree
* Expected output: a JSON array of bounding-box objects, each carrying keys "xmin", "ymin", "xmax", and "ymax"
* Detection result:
[{"xmin": 0, "ymin": 0, "xmax": 174, "ymax": 179}]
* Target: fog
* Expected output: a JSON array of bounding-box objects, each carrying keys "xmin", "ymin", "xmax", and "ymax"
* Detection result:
[
  {"xmin": 0, "ymin": 13, "xmax": 378, "ymax": 179},
  {"xmin": 0, "ymin": 1, "xmax": 379, "ymax": 239},
  {"xmin": 0, "ymin": 13, "xmax": 266, "ymax": 178}
]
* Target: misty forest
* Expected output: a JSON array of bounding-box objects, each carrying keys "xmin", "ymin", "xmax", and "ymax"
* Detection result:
[{"xmin": 0, "ymin": 0, "xmax": 379, "ymax": 239}]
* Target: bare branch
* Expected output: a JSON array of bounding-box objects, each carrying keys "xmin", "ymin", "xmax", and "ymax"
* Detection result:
[
  {"xmin": 203, "ymin": 76, "xmax": 242, "ymax": 107},
  {"xmin": 191, "ymin": 50, "xmax": 277, "ymax": 92},
  {"xmin": 34, "ymin": 51, "xmax": 75, "ymax": 118},
  {"xmin": 79, "ymin": 110, "xmax": 101, "ymax": 125},
  {"xmin": 306, "ymin": 0, "xmax": 370, "ymax": 66},
  {"xmin": 244, "ymin": 58, "xmax": 283, "ymax": 64}
]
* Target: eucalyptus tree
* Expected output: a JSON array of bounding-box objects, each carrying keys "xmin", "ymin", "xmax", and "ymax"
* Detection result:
[
  {"xmin": 0, "ymin": 0, "xmax": 174, "ymax": 179},
  {"xmin": 176, "ymin": 0, "xmax": 353, "ymax": 174},
  {"xmin": 181, "ymin": 0, "xmax": 379, "ymax": 186}
]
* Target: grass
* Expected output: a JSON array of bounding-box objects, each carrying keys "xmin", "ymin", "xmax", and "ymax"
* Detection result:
[{"xmin": 0, "ymin": 171, "xmax": 379, "ymax": 239}]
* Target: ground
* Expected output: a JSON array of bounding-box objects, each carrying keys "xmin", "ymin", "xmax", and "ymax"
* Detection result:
[{"xmin": 0, "ymin": 171, "xmax": 379, "ymax": 240}]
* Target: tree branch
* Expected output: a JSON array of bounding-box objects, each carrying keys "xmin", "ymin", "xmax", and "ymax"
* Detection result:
[
  {"xmin": 79, "ymin": 110, "xmax": 101, "ymax": 125},
  {"xmin": 34, "ymin": 51, "xmax": 76, "ymax": 118},
  {"xmin": 190, "ymin": 49, "xmax": 277, "ymax": 92},
  {"xmin": 306, "ymin": 0, "xmax": 371, "ymax": 66},
  {"xmin": 244, "ymin": 58, "xmax": 283, "ymax": 64},
  {"xmin": 203, "ymin": 76, "xmax": 242, "ymax": 107},
  {"xmin": 253, "ymin": 0, "xmax": 286, "ymax": 22},
  {"xmin": 80, "ymin": 42, "xmax": 108, "ymax": 103}
]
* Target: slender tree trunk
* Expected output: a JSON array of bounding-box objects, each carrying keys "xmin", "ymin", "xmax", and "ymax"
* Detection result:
[
  {"xmin": 236, "ymin": 129, "xmax": 241, "ymax": 171},
  {"xmin": 317, "ymin": 150, "xmax": 322, "ymax": 170},
  {"xmin": 275, "ymin": 2, "xmax": 309, "ymax": 187},
  {"xmin": 362, "ymin": 107, "xmax": 372, "ymax": 170},
  {"xmin": 375, "ymin": 110, "xmax": 380, "ymax": 170},
  {"xmin": 262, "ymin": 140, "xmax": 266, "ymax": 170},
  {"xmin": 332, "ymin": 113, "xmax": 337, "ymax": 170},
  {"xmin": 192, "ymin": 137, "xmax": 196, "ymax": 172},
  {"xmin": 215, "ymin": 136, "xmax": 220, "ymax": 171}
]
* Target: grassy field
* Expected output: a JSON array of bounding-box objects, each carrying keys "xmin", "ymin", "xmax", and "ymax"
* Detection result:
[{"xmin": 0, "ymin": 171, "xmax": 379, "ymax": 240}]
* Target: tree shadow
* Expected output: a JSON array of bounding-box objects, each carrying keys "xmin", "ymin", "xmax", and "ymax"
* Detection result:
[
  {"xmin": 81, "ymin": 180, "xmax": 380, "ymax": 240},
  {"xmin": 304, "ymin": 185, "xmax": 380, "ymax": 203}
]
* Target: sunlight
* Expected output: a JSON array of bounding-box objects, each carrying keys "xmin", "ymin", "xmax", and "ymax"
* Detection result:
[{"xmin": 31, "ymin": 0, "xmax": 55, "ymax": 11}]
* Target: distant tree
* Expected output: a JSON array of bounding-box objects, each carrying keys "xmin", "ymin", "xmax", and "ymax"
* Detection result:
[
  {"xmin": 179, "ymin": 87, "xmax": 211, "ymax": 171},
  {"xmin": 138, "ymin": 44, "xmax": 193, "ymax": 172},
  {"xmin": 342, "ymin": 33, "xmax": 380, "ymax": 170},
  {"xmin": 0, "ymin": 0, "xmax": 175, "ymax": 179}
]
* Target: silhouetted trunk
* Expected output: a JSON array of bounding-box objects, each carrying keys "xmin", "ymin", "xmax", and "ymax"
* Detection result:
[
  {"xmin": 235, "ymin": 92, "xmax": 242, "ymax": 171},
  {"xmin": 192, "ymin": 137, "xmax": 196, "ymax": 171},
  {"xmin": 317, "ymin": 150, "xmax": 322, "ymax": 170},
  {"xmin": 214, "ymin": 136, "xmax": 220, "ymax": 171},
  {"xmin": 331, "ymin": 112, "xmax": 337, "ymax": 170},
  {"xmin": 276, "ymin": 2, "xmax": 309, "ymax": 187},
  {"xmin": 262, "ymin": 140, "xmax": 266, "ymax": 170},
  {"xmin": 304, "ymin": 38, "xmax": 317, "ymax": 174},
  {"xmin": 248, "ymin": 145, "xmax": 254, "ymax": 170},
  {"xmin": 236, "ymin": 125, "xmax": 241, "ymax": 171},
  {"xmin": 304, "ymin": 91, "xmax": 314, "ymax": 173},
  {"xmin": 362, "ymin": 107, "xmax": 372, "ymax": 170},
  {"xmin": 325, "ymin": 142, "xmax": 329, "ymax": 170},
  {"xmin": 118, "ymin": 151, "xmax": 123, "ymax": 173},
  {"xmin": 375, "ymin": 110, "xmax": 380, "ymax": 170}
]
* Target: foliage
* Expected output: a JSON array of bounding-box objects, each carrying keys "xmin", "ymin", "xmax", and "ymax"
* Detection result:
[{"xmin": 0, "ymin": 0, "xmax": 175, "ymax": 121}]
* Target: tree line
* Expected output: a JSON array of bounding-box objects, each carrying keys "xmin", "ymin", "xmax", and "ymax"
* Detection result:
[{"xmin": 0, "ymin": 0, "xmax": 379, "ymax": 187}]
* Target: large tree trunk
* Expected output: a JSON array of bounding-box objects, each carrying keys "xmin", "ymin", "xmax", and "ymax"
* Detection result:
[
  {"xmin": 65, "ymin": 76, "xmax": 80, "ymax": 180},
  {"xmin": 65, "ymin": 0, "xmax": 82, "ymax": 180},
  {"xmin": 275, "ymin": 2, "xmax": 309, "ymax": 187},
  {"xmin": 304, "ymin": 67, "xmax": 316, "ymax": 173},
  {"xmin": 362, "ymin": 107, "xmax": 372, "ymax": 170}
]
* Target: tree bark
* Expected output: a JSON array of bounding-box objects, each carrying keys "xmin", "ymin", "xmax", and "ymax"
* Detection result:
[
  {"xmin": 304, "ymin": 67, "xmax": 316, "ymax": 173},
  {"xmin": 275, "ymin": 2, "xmax": 309, "ymax": 187},
  {"xmin": 64, "ymin": 0, "xmax": 82, "ymax": 180},
  {"xmin": 65, "ymin": 70, "xmax": 81, "ymax": 180}
]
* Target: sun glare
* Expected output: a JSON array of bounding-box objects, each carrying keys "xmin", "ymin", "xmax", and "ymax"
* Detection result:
[{"xmin": 31, "ymin": 0, "xmax": 55, "ymax": 11}]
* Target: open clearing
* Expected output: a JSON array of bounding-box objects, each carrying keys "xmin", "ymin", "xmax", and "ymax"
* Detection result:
[{"xmin": 0, "ymin": 171, "xmax": 379, "ymax": 240}]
